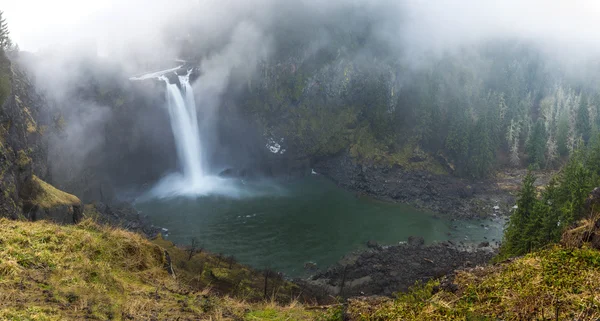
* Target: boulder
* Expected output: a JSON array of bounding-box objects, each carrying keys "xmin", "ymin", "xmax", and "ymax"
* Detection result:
[
  {"xmin": 366, "ymin": 240, "xmax": 382, "ymax": 250},
  {"xmin": 304, "ymin": 261, "xmax": 318, "ymax": 271}
]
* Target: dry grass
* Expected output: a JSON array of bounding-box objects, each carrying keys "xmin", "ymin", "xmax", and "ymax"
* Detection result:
[{"xmin": 0, "ymin": 218, "xmax": 318, "ymax": 320}]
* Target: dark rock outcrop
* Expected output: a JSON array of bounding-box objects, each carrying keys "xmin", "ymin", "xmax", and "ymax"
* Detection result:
[
  {"xmin": 308, "ymin": 241, "xmax": 496, "ymax": 297},
  {"xmin": 313, "ymin": 152, "xmax": 516, "ymax": 219}
]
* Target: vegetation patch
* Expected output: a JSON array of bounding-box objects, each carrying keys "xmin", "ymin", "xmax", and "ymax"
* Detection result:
[{"xmin": 28, "ymin": 175, "xmax": 80, "ymax": 208}]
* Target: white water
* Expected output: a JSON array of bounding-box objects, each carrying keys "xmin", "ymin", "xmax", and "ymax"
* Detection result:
[
  {"xmin": 130, "ymin": 67, "xmax": 282, "ymax": 199},
  {"xmin": 163, "ymin": 72, "xmax": 204, "ymax": 184}
]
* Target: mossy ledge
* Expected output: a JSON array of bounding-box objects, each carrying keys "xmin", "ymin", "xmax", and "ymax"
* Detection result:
[
  {"xmin": 19, "ymin": 175, "xmax": 83, "ymax": 224},
  {"xmin": 27, "ymin": 175, "xmax": 80, "ymax": 209}
]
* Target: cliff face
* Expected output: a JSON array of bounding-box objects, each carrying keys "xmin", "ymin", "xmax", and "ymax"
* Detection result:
[{"xmin": 0, "ymin": 52, "xmax": 82, "ymax": 222}]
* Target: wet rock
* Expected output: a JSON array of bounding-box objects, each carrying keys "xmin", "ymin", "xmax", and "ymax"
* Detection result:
[
  {"xmin": 478, "ymin": 241, "xmax": 490, "ymax": 248},
  {"xmin": 366, "ymin": 240, "xmax": 382, "ymax": 250},
  {"xmin": 407, "ymin": 236, "xmax": 425, "ymax": 247},
  {"xmin": 304, "ymin": 261, "xmax": 318, "ymax": 271}
]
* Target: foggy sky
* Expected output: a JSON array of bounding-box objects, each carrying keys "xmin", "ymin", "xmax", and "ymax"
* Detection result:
[{"xmin": 4, "ymin": 0, "xmax": 600, "ymax": 58}]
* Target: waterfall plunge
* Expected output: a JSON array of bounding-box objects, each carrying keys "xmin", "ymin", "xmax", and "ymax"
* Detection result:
[
  {"xmin": 147, "ymin": 71, "xmax": 239, "ymax": 198},
  {"xmin": 132, "ymin": 67, "xmax": 282, "ymax": 200}
]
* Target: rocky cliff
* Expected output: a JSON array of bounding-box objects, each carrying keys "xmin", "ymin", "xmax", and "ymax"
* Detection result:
[{"xmin": 0, "ymin": 52, "xmax": 82, "ymax": 223}]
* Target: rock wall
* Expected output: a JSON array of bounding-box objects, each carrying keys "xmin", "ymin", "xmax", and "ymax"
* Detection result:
[
  {"xmin": 0, "ymin": 53, "xmax": 51, "ymax": 219},
  {"xmin": 0, "ymin": 52, "xmax": 86, "ymax": 224}
]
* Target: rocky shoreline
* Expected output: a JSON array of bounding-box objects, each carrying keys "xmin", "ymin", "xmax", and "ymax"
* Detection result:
[
  {"xmin": 302, "ymin": 237, "xmax": 497, "ymax": 298},
  {"xmin": 313, "ymin": 153, "xmax": 552, "ymax": 219}
]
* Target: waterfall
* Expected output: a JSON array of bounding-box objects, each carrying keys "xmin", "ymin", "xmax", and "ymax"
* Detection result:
[
  {"xmin": 161, "ymin": 71, "xmax": 204, "ymax": 185},
  {"xmin": 132, "ymin": 67, "xmax": 280, "ymax": 199}
]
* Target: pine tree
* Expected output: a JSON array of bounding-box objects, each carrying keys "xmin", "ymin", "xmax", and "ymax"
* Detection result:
[
  {"xmin": 537, "ymin": 180, "xmax": 563, "ymax": 245},
  {"xmin": 506, "ymin": 118, "xmax": 522, "ymax": 167},
  {"xmin": 445, "ymin": 109, "xmax": 471, "ymax": 169},
  {"xmin": 545, "ymin": 135, "xmax": 558, "ymax": 167},
  {"xmin": 501, "ymin": 171, "xmax": 538, "ymax": 258},
  {"xmin": 526, "ymin": 119, "xmax": 547, "ymax": 169},
  {"xmin": 577, "ymin": 94, "xmax": 592, "ymax": 144},
  {"xmin": 556, "ymin": 113, "xmax": 570, "ymax": 156},
  {"xmin": 509, "ymin": 139, "xmax": 520, "ymax": 167},
  {"xmin": 467, "ymin": 118, "xmax": 495, "ymax": 178},
  {"xmin": 0, "ymin": 11, "xmax": 10, "ymax": 51}
]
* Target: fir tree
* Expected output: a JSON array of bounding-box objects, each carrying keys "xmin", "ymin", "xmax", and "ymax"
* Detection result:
[
  {"xmin": 0, "ymin": 11, "xmax": 10, "ymax": 51},
  {"xmin": 526, "ymin": 119, "xmax": 547, "ymax": 169},
  {"xmin": 556, "ymin": 114, "xmax": 570, "ymax": 156},
  {"xmin": 467, "ymin": 118, "xmax": 495, "ymax": 178},
  {"xmin": 501, "ymin": 171, "xmax": 538, "ymax": 258},
  {"xmin": 577, "ymin": 94, "xmax": 592, "ymax": 144}
]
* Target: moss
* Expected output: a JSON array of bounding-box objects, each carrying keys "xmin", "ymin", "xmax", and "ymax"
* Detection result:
[
  {"xmin": 28, "ymin": 175, "xmax": 80, "ymax": 208},
  {"xmin": 16, "ymin": 149, "xmax": 32, "ymax": 170},
  {"xmin": 342, "ymin": 245, "xmax": 600, "ymax": 320},
  {"xmin": 20, "ymin": 106, "xmax": 38, "ymax": 134},
  {"xmin": 244, "ymin": 304, "xmax": 315, "ymax": 321}
]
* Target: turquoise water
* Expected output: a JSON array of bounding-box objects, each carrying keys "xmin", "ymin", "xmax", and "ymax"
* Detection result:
[{"xmin": 136, "ymin": 175, "xmax": 503, "ymax": 276}]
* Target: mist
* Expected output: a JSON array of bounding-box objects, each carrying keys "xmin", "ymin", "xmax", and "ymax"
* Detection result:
[{"xmin": 4, "ymin": 0, "xmax": 600, "ymax": 200}]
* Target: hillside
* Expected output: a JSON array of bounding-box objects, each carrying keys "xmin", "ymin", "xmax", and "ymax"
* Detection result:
[
  {"xmin": 0, "ymin": 218, "xmax": 318, "ymax": 321},
  {"xmin": 3, "ymin": 217, "xmax": 600, "ymax": 320},
  {"xmin": 337, "ymin": 218, "xmax": 600, "ymax": 320}
]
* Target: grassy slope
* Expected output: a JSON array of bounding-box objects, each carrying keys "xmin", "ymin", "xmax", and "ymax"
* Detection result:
[
  {"xmin": 3, "ymin": 195, "xmax": 600, "ymax": 321},
  {"xmin": 342, "ymin": 244, "xmax": 600, "ymax": 320},
  {"xmin": 0, "ymin": 218, "xmax": 317, "ymax": 321},
  {"xmin": 3, "ymin": 217, "xmax": 600, "ymax": 320}
]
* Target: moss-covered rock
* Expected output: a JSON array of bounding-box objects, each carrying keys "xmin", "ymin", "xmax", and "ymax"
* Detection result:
[{"xmin": 19, "ymin": 175, "xmax": 83, "ymax": 224}]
